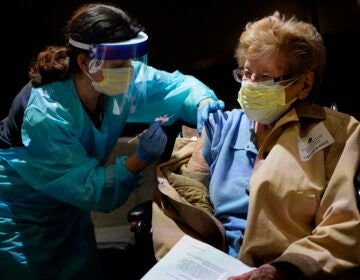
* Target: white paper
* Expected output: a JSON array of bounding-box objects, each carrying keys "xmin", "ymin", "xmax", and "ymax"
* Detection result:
[{"xmin": 141, "ymin": 235, "xmax": 255, "ymax": 280}]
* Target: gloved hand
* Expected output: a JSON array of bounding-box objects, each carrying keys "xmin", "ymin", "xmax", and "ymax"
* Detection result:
[
  {"xmin": 136, "ymin": 121, "xmax": 167, "ymax": 164},
  {"xmin": 197, "ymin": 100, "xmax": 225, "ymax": 135}
]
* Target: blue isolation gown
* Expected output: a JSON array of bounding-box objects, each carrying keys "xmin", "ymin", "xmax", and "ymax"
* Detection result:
[
  {"xmin": 203, "ymin": 109, "xmax": 257, "ymax": 257},
  {"xmin": 0, "ymin": 62, "xmax": 218, "ymax": 279}
]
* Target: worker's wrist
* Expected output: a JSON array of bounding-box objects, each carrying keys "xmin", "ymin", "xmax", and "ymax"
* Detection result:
[{"xmin": 198, "ymin": 98, "xmax": 214, "ymax": 107}]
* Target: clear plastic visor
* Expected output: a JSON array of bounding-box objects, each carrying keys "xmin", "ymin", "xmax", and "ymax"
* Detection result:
[
  {"xmin": 69, "ymin": 31, "xmax": 148, "ymax": 73},
  {"xmin": 69, "ymin": 32, "xmax": 148, "ymax": 114}
]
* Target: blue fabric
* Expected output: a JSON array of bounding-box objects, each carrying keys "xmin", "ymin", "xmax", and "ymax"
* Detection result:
[
  {"xmin": 203, "ymin": 109, "xmax": 257, "ymax": 257},
  {"xmin": 126, "ymin": 64, "xmax": 217, "ymax": 125},
  {"xmin": 0, "ymin": 63, "xmax": 217, "ymax": 279},
  {"xmin": 0, "ymin": 81, "xmax": 31, "ymax": 147}
]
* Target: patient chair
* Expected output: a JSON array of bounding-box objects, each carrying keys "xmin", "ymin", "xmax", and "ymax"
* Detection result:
[{"xmin": 96, "ymin": 119, "xmax": 360, "ymax": 279}]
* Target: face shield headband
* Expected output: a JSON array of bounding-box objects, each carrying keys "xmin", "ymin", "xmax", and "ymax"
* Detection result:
[{"xmin": 69, "ymin": 31, "xmax": 148, "ymax": 73}]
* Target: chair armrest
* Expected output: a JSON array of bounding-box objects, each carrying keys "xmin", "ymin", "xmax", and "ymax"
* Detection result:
[
  {"xmin": 355, "ymin": 166, "xmax": 360, "ymax": 211},
  {"xmin": 127, "ymin": 200, "xmax": 152, "ymax": 224},
  {"xmin": 127, "ymin": 200, "xmax": 153, "ymax": 248},
  {"xmin": 127, "ymin": 199, "xmax": 156, "ymax": 275}
]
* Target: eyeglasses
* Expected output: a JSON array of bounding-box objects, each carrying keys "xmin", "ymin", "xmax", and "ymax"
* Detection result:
[{"xmin": 233, "ymin": 67, "xmax": 293, "ymax": 84}]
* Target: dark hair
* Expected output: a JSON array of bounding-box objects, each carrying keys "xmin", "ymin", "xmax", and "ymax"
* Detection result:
[
  {"xmin": 29, "ymin": 46, "xmax": 69, "ymax": 87},
  {"xmin": 29, "ymin": 3, "xmax": 144, "ymax": 86}
]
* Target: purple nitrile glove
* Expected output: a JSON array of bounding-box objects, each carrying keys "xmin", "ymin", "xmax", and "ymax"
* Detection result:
[{"xmin": 136, "ymin": 121, "xmax": 168, "ymax": 164}]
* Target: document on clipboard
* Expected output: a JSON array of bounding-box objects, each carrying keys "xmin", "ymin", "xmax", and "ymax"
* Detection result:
[{"xmin": 141, "ymin": 235, "xmax": 255, "ymax": 280}]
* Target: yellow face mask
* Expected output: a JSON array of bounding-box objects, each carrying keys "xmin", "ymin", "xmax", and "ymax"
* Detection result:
[
  {"xmin": 237, "ymin": 80, "xmax": 297, "ymax": 124},
  {"xmin": 89, "ymin": 67, "xmax": 134, "ymax": 96}
]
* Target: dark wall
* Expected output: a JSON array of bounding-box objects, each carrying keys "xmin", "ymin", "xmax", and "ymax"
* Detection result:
[{"xmin": 3, "ymin": 0, "xmax": 359, "ymax": 120}]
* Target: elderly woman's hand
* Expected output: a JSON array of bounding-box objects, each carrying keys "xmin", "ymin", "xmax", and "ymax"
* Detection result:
[
  {"xmin": 227, "ymin": 264, "xmax": 280, "ymax": 280},
  {"xmin": 227, "ymin": 263, "xmax": 306, "ymax": 280}
]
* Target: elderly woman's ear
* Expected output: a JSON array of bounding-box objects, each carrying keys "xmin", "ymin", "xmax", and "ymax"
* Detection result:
[{"xmin": 298, "ymin": 71, "xmax": 314, "ymax": 100}]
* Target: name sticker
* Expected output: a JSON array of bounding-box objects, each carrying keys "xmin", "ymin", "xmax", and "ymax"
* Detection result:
[{"xmin": 298, "ymin": 122, "xmax": 334, "ymax": 161}]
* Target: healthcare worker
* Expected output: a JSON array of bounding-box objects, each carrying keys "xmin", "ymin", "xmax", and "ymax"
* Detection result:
[{"xmin": 0, "ymin": 3, "xmax": 222, "ymax": 280}]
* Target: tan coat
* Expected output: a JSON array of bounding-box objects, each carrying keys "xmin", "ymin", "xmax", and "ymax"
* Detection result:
[
  {"xmin": 238, "ymin": 103, "xmax": 360, "ymax": 278},
  {"xmin": 152, "ymin": 137, "xmax": 226, "ymax": 261},
  {"xmin": 151, "ymin": 103, "xmax": 360, "ymax": 278}
]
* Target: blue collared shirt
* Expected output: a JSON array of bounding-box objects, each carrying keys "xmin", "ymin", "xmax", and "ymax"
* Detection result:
[{"xmin": 203, "ymin": 109, "xmax": 257, "ymax": 257}]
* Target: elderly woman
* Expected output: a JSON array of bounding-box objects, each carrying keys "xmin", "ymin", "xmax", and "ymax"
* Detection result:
[
  {"xmin": 201, "ymin": 11, "xmax": 360, "ymax": 280},
  {"xmin": 152, "ymin": 10, "xmax": 359, "ymax": 280}
]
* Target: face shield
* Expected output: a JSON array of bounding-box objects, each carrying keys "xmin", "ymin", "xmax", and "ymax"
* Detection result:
[{"xmin": 69, "ymin": 32, "xmax": 148, "ymax": 113}]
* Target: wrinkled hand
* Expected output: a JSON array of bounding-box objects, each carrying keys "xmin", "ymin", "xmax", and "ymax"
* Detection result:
[
  {"xmin": 136, "ymin": 121, "xmax": 167, "ymax": 164},
  {"xmin": 197, "ymin": 100, "xmax": 225, "ymax": 135},
  {"xmin": 227, "ymin": 264, "xmax": 279, "ymax": 280}
]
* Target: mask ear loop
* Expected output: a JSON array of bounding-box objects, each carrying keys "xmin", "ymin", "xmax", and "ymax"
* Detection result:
[
  {"xmin": 282, "ymin": 78, "xmax": 298, "ymax": 89},
  {"xmin": 88, "ymin": 45, "xmax": 106, "ymax": 74},
  {"xmin": 88, "ymin": 59, "xmax": 104, "ymax": 74},
  {"xmin": 68, "ymin": 38, "xmax": 102, "ymax": 74}
]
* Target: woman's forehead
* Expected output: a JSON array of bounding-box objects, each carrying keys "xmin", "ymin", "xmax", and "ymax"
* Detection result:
[{"xmin": 244, "ymin": 52, "xmax": 287, "ymax": 74}]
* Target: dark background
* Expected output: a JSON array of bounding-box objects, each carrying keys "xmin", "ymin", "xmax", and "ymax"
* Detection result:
[{"xmin": 2, "ymin": 0, "xmax": 359, "ymax": 120}]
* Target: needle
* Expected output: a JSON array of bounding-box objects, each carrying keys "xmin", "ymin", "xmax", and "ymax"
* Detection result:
[
  {"xmin": 127, "ymin": 114, "xmax": 175, "ymax": 143},
  {"xmin": 127, "ymin": 129, "xmax": 148, "ymax": 143}
]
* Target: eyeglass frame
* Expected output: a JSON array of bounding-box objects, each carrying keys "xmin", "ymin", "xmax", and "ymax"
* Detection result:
[{"xmin": 233, "ymin": 67, "xmax": 293, "ymax": 84}]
